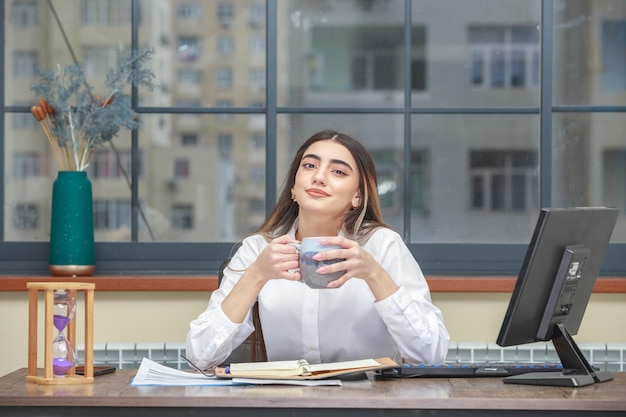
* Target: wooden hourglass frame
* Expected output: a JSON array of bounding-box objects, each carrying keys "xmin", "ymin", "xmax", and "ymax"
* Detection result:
[{"xmin": 26, "ymin": 282, "xmax": 95, "ymax": 385}]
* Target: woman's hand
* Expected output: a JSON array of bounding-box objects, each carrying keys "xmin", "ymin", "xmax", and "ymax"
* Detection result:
[
  {"xmin": 251, "ymin": 234, "xmax": 302, "ymax": 283},
  {"xmin": 313, "ymin": 236, "xmax": 398, "ymax": 300}
]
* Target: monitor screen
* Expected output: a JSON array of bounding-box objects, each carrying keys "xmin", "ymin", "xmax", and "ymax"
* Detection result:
[{"xmin": 496, "ymin": 207, "xmax": 619, "ymax": 387}]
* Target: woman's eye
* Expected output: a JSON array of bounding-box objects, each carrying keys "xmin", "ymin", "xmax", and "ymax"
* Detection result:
[
  {"xmin": 332, "ymin": 169, "xmax": 347, "ymax": 176},
  {"xmin": 302, "ymin": 162, "xmax": 316, "ymax": 169}
]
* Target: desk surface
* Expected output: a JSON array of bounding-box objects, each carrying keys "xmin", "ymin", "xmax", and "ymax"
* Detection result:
[{"xmin": 1, "ymin": 369, "xmax": 625, "ymax": 417}]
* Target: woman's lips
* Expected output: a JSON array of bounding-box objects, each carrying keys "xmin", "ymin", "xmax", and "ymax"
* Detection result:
[{"xmin": 306, "ymin": 188, "xmax": 329, "ymax": 197}]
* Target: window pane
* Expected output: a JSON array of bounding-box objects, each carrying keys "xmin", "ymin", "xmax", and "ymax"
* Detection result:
[
  {"xmin": 554, "ymin": 0, "xmax": 626, "ymax": 106},
  {"xmin": 412, "ymin": 114, "xmax": 540, "ymax": 243},
  {"xmin": 552, "ymin": 113, "xmax": 626, "ymax": 242},
  {"xmin": 425, "ymin": 0, "xmax": 540, "ymax": 106},
  {"xmin": 279, "ymin": 1, "xmax": 411, "ymax": 107},
  {"xmin": 137, "ymin": 114, "xmax": 265, "ymax": 242}
]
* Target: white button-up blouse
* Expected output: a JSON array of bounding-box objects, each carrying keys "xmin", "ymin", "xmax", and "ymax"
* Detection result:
[{"xmin": 186, "ymin": 224, "xmax": 450, "ymax": 369}]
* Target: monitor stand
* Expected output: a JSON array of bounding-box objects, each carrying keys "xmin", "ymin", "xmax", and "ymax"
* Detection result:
[{"xmin": 503, "ymin": 323, "xmax": 613, "ymax": 387}]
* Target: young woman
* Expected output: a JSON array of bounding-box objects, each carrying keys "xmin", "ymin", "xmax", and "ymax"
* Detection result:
[{"xmin": 186, "ymin": 130, "xmax": 449, "ymax": 369}]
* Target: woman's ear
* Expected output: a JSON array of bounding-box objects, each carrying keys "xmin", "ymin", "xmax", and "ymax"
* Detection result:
[{"xmin": 351, "ymin": 193, "xmax": 361, "ymax": 210}]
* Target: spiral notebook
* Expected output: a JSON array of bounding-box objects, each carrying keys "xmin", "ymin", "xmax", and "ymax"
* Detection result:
[{"xmin": 214, "ymin": 357, "xmax": 397, "ymax": 380}]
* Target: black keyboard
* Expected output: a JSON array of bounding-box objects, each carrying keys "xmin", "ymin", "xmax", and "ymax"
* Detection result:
[{"xmin": 376, "ymin": 362, "xmax": 564, "ymax": 378}]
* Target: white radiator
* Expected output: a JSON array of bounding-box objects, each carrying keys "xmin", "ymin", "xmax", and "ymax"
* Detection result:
[{"xmin": 77, "ymin": 341, "xmax": 626, "ymax": 371}]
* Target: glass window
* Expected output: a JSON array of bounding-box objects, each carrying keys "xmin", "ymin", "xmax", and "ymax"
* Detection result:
[
  {"xmin": 601, "ymin": 20, "xmax": 626, "ymax": 91},
  {"xmin": 88, "ymin": 149, "xmax": 136, "ymax": 180},
  {"xmin": 171, "ymin": 204, "xmax": 194, "ymax": 229},
  {"xmin": 94, "ymin": 199, "xmax": 131, "ymax": 231},
  {"xmin": 217, "ymin": 36, "xmax": 234, "ymax": 55},
  {"xmin": 249, "ymin": 35, "xmax": 265, "ymax": 54},
  {"xmin": 470, "ymin": 150, "xmax": 538, "ymax": 212},
  {"xmin": 1, "ymin": 0, "xmax": 625, "ymax": 275},
  {"xmin": 217, "ymin": 2, "xmax": 234, "ymax": 27},
  {"xmin": 81, "ymin": 0, "xmax": 133, "ymax": 26},
  {"xmin": 12, "ymin": 203, "xmax": 38, "ymax": 230},
  {"xmin": 217, "ymin": 67, "xmax": 233, "ymax": 88},
  {"xmin": 174, "ymin": 158, "xmax": 190, "ymax": 179},
  {"xmin": 249, "ymin": 3, "xmax": 265, "ymax": 28},
  {"xmin": 177, "ymin": 3, "xmax": 201, "ymax": 20},
  {"xmin": 180, "ymin": 133, "xmax": 199, "ymax": 146},
  {"xmin": 12, "ymin": 0, "xmax": 38, "ymax": 27},
  {"xmin": 469, "ymin": 25, "xmax": 539, "ymax": 89},
  {"xmin": 13, "ymin": 51, "xmax": 37, "ymax": 77},
  {"xmin": 13, "ymin": 152, "xmax": 41, "ymax": 178},
  {"xmin": 177, "ymin": 36, "xmax": 200, "ymax": 62}
]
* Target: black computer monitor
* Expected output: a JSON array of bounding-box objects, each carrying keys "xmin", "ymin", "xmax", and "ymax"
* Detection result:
[{"xmin": 496, "ymin": 207, "xmax": 619, "ymax": 387}]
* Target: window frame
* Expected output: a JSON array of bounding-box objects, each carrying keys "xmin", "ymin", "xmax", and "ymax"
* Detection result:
[{"xmin": 0, "ymin": 0, "xmax": 624, "ymax": 278}]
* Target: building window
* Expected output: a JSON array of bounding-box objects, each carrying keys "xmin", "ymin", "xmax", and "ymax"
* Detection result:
[
  {"xmin": 13, "ymin": 152, "xmax": 41, "ymax": 178},
  {"xmin": 217, "ymin": 36, "xmax": 234, "ymax": 55},
  {"xmin": 217, "ymin": 67, "xmax": 233, "ymax": 88},
  {"xmin": 180, "ymin": 132, "xmax": 198, "ymax": 146},
  {"xmin": 249, "ymin": 3, "xmax": 264, "ymax": 29},
  {"xmin": 310, "ymin": 25, "xmax": 426, "ymax": 91},
  {"xmin": 601, "ymin": 20, "xmax": 626, "ymax": 90},
  {"xmin": 13, "ymin": 203, "xmax": 38, "ymax": 230},
  {"xmin": 13, "ymin": 110, "xmax": 38, "ymax": 129},
  {"xmin": 469, "ymin": 25, "xmax": 539, "ymax": 89},
  {"xmin": 177, "ymin": 3, "xmax": 201, "ymax": 20},
  {"xmin": 217, "ymin": 2, "xmax": 234, "ymax": 28},
  {"xmin": 174, "ymin": 158, "xmax": 190, "ymax": 179},
  {"xmin": 88, "ymin": 149, "xmax": 141, "ymax": 180},
  {"xmin": 470, "ymin": 150, "xmax": 538, "ymax": 212},
  {"xmin": 172, "ymin": 204, "xmax": 194, "ymax": 229},
  {"xmin": 218, "ymin": 133, "xmax": 233, "ymax": 156},
  {"xmin": 81, "ymin": 0, "xmax": 134, "ymax": 26},
  {"xmin": 177, "ymin": 36, "xmax": 200, "ymax": 62},
  {"xmin": 249, "ymin": 68, "xmax": 265, "ymax": 89},
  {"xmin": 13, "ymin": 51, "xmax": 37, "ymax": 77},
  {"xmin": 94, "ymin": 199, "xmax": 131, "ymax": 230},
  {"xmin": 249, "ymin": 35, "xmax": 265, "ymax": 54},
  {"xmin": 177, "ymin": 68, "xmax": 202, "ymax": 84},
  {"xmin": 12, "ymin": 0, "xmax": 38, "ymax": 27}
]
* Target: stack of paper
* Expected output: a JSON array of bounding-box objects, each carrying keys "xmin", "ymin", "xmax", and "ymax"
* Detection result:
[{"xmin": 130, "ymin": 358, "xmax": 343, "ymax": 386}]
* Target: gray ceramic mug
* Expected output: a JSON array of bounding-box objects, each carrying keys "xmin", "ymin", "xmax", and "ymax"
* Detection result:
[{"xmin": 289, "ymin": 237, "xmax": 346, "ymax": 289}]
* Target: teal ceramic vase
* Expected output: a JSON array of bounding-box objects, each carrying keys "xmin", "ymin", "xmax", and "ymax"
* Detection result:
[{"xmin": 48, "ymin": 171, "xmax": 96, "ymax": 276}]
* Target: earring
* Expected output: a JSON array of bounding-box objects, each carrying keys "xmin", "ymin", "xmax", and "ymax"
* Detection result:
[{"xmin": 291, "ymin": 188, "xmax": 297, "ymax": 202}]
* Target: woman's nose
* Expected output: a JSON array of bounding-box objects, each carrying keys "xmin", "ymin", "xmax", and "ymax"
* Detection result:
[{"xmin": 312, "ymin": 171, "xmax": 326, "ymax": 185}]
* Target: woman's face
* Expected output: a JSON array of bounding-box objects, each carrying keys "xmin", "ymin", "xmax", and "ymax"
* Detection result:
[{"xmin": 293, "ymin": 140, "xmax": 360, "ymax": 218}]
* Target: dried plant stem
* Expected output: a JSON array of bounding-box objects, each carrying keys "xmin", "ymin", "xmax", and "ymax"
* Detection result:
[
  {"xmin": 39, "ymin": 119, "xmax": 65, "ymax": 170},
  {"xmin": 65, "ymin": 108, "xmax": 80, "ymax": 171}
]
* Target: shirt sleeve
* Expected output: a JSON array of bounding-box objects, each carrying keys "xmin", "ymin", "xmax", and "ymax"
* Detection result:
[
  {"xmin": 370, "ymin": 230, "xmax": 450, "ymax": 364},
  {"xmin": 185, "ymin": 236, "xmax": 262, "ymax": 369}
]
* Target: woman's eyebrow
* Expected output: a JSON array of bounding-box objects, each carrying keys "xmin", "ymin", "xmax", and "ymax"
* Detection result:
[{"xmin": 302, "ymin": 153, "xmax": 354, "ymax": 172}]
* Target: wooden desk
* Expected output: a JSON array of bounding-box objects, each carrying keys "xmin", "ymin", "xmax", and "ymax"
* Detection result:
[{"xmin": 1, "ymin": 369, "xmax": 625, "ymax": 416}]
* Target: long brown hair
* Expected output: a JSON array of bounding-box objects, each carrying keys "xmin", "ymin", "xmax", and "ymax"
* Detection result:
[{"xmin": 254, "ymin": 130, "xmax": 388, "ymax": 243}]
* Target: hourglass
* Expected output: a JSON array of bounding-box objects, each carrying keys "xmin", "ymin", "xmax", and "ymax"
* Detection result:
[
  {"xmin": 52, "ymin": 289, "xmax": 76, "ymax": 376},
  {"xmin": 27, "ymin": 282, "xmax": 95, "ymax": 385}
]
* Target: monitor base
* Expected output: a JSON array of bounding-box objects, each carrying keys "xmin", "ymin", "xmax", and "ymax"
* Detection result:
[{"xmin": 503, "ymin": 371, "xmax": 596, "ymax": 387}]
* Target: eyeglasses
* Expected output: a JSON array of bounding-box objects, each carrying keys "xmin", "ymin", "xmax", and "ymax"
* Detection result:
[{"xmin": 180, "ymin": 353, "xmax": 215, "ymax": 377}]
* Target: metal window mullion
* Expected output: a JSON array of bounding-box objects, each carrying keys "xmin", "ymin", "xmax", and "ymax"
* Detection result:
[
  {"xmin": 403, "ymin": 0, "xmax": 412, "ymax": 242},
  {"xmin": 130, "ymin": 0, "xmax": 140, "ymax": 241},
  {"xmin": 540, "ymin": 0, "xmax": 554, "ymax": 207},
  {"xmin": 265, "ymin": 0, "xmax": 278, "ymax": 212}
]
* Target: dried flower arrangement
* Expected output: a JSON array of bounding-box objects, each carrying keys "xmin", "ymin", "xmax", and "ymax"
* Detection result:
[{"xmin": 30, "ymin": 45, "xmax": 156, "ymax": 171}]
